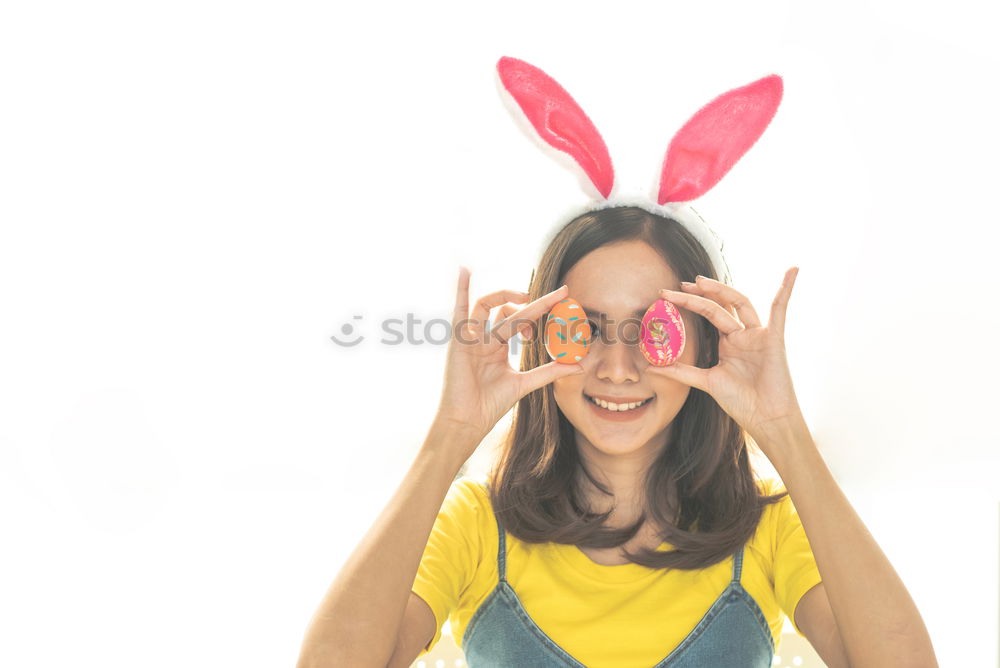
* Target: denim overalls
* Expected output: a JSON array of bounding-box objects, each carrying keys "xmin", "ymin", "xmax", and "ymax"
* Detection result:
[{"xmin": 462, "ymin": 512, "xmax": 775, "ymax": 667}]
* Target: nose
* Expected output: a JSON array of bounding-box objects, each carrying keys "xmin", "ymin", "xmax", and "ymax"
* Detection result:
[{"xmin": 593, "ymin": 327, "xmax": 644, "ymax": 384}]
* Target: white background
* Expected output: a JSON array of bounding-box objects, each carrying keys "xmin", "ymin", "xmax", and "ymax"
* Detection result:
[{"xmin": 1, "ymin": 1, "xmax": 997, "ymax": 666}]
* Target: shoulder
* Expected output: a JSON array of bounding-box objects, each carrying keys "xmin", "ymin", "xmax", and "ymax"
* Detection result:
[
  {"xmin": 755, "ymin": 475, "xmax": 786, "ymax": 497},
  {"xmin": 751, "ymin": 476, "xmax": 794, "ymax": 555},
  {"xmin": 438, "ymin": 474, "xmax": 495, "ymax": 540},
  {"xmin": 437, "ymin": 474, "xmax": 497, "ymax": 569},
  {"xmin": 445, "ymin": 473, "xmax": 491, "ymax": 511},
  {"xmin": 755, "ymin": 475, "xmax": 791, "ymax": 515}
]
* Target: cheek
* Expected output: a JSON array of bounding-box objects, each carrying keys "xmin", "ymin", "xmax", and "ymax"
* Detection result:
[{"xmin": 552, "ymin": 373, "xmax": 585, "ymax": 404}]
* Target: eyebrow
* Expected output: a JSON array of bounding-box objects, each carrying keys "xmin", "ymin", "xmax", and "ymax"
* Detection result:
[{"xmin": 578, "ymin": 305, "xmax": 647, "ymax": 321}]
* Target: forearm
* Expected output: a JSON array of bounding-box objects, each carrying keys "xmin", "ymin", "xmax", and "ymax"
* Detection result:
[
  {"xmin": 756, "ymin": 416, "xmax": 938, "ymax": 668},
  {"xmin": 297, "ymin": 423, "xmax": 475, "ymax": 668}
]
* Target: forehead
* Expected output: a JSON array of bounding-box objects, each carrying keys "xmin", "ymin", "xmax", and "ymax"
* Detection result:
[{"xmin": 563, "ymin": 241, "xmax": 680, "ymax": 314}]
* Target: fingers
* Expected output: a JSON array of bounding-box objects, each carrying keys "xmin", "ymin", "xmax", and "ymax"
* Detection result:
[
  {"xmin": 492, "ymin": 284, "xmax": 568, "ymax": 344},
  {"xmin": 497, "ymin": 304, "xmax": 536, "ymax": 341},
  {"xmin": 679, "ymin": 275, "xmax": 762, "ymax": 329},
  {"xmin": 518, "ymin": 359, "xmax": 584, "ymax": 395},
  {"xmin": 466, "ymin": 288, "xmax": 530, "ymax": 337},
  {"xmin": 646, "ymin": 360, "xmax": 710, "ymax": 393},
  {"xmin": 768, "ymin": 267, "xmax": 799, "ymax": 338},
  {"xmin": 459, "ymin": 266, "xmax": 531, "ymax": 339},
  {"xmin": 453, "ymin": 265, "xmax": 471, "ymax": 326},
  {"xmin": 711, "ymin": 275, "xmax": 761, "ymax": 328},
  {"xmin": 492, "ymin": 304, "xmax": 533, "ymax": 343},
  {"xmin": 455, "ymin": 267, "xmax": 568, "ymax": 346},
  {"xmin": 660, "ymin": 287, "xmax": 744, "ymax": 336},
  {"xmin": 469, "ymin": 290, "xmax": 532, "ymax": 321}
]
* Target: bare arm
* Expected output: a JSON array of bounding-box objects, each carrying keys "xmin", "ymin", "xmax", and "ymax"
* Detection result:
[
  {"xmin": 295, "ymin": 421, "xmax": 478, "ymax": 668},
  {"xmin": 295, "ymin": 266, "xmax": 581, "ymax": 666},
  {"xmin": 757, "ymin": 415, "xmax": 938, "ymax": 667}
]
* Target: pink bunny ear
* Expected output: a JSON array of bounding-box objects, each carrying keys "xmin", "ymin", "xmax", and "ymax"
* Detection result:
[
  {"xmin": 496, "ymin": 56, "xmax": 615, "ymax": 199},
  {"xmin": 657, "ymin": 74, "xmax": 783, "ymax": 205}
]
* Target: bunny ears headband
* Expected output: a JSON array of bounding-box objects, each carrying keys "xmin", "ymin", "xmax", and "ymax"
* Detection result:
[{"xmin": 495, "ymin": 56, "xmax": 785, "ymax": 287}]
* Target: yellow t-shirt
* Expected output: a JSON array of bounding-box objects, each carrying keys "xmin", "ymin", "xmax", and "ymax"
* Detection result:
[{"xmin": 411, "ymin": 474, "xmax": 822, "ymax": 666}]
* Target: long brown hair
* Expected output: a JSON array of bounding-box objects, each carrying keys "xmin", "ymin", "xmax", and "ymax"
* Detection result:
[{"xmin": 486, "ymin": 205, "xmax": 788, "ymax": 571}]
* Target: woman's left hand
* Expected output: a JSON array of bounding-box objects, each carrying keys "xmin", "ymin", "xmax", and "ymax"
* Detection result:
[{"xmin": 648, "ymin": 268, "xmax": 804, "ymax": 453}]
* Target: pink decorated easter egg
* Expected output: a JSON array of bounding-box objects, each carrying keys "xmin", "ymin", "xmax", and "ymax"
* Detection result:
[
  {"xmin": 544, "ymin": 297, "xmax": 592, "ymax": 364},
  {"xmin": 640, "ymin": 299, "xmax": 685, "ymax": 366}
]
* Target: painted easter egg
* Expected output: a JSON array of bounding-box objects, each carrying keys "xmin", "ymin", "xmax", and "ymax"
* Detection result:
[
  {"xmin": 544, "ymin": 297, "xmax": 592, "ymax": 364},
  {"xmin": 640, "ymin": 299, "xmax": 685, "ymax": 366}
]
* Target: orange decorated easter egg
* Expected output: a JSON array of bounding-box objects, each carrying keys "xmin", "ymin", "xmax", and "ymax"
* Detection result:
[{"xmin": 544, "ymin": 297, "xmax": 592, "ymax": 364}]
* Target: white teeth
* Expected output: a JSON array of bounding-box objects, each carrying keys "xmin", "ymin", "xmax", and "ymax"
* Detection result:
[{"xmin": 586, "ymin": 395, "xmax": 650, "ymax": 412}]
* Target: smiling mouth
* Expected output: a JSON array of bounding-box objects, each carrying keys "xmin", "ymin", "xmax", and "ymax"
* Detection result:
[{"xmin": 583, "ymin": 393, "xmax": 655, "ymax": 412}]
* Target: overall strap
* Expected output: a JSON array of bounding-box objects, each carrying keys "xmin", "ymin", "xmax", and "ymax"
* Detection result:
[
  {"xmin": 493, "ymin": 511, "xmax": 508, "ymax": 583},
  {"xmin": 730, "ymin": 544, "xmax": 745, "ymax": 584}
]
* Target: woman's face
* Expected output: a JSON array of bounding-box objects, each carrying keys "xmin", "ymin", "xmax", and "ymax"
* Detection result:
[{"xmin": 552, "ymin": 240, "xmax": 700, "ymax": 458}]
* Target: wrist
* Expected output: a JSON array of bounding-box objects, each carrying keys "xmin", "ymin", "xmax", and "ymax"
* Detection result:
[
  {"xmin": 750, "ymin": 414, "xmax": 802, "ymax": 440},
  {"xmin": 748, "ymin": 412, "xmax": 815, "ymax": 464},
  {"xmin": 431, "ymin": 413, "xmax": 488, "ymax": 442},
  {"xmin": 421, "ymin": 418, "xmax": 484, "ymax": 468}
]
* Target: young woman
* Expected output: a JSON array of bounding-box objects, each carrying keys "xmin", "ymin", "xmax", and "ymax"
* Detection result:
[{"xmin": 296, "ymin": 59, "xmax": 937, "ymax": 668}]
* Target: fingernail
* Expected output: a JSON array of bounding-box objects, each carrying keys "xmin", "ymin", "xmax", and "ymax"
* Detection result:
[{"xmin": 680, "ymin": 281, "xmax": 695, "ymax": 287}]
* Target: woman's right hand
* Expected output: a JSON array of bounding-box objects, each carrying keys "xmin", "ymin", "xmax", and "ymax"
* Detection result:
[{"xmin": 433, "ymin": 265, "xmax": 584, "ymax": 450}]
